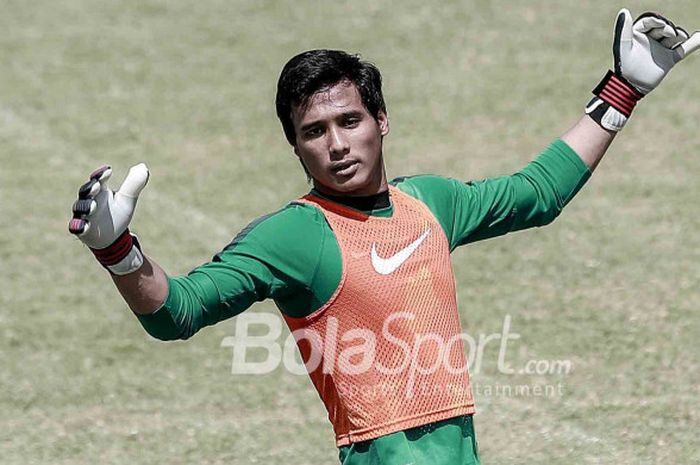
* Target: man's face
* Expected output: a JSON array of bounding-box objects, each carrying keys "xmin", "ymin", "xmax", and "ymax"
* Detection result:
[{"xmin": 291, "ymin": 80, "xmax": 389, "ymax": 196}]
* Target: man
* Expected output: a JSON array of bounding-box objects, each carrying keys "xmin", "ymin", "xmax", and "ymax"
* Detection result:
[{"xmin": 68, "ymin": 9, "xmax": 699, "ymax": 464}]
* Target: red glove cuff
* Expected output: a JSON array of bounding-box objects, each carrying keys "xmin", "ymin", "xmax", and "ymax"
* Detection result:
[
  {"xmin": 592, "ymin": 70, "xmax": 644, "ymax": 117},
  {"xmin": 90, "ymin": 229, "xmax": 136, "ymax": 267}
]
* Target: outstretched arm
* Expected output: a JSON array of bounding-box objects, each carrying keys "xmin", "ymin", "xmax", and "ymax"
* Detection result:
[
  {"xmin": 424, "ymin": 9, "xmax": 700, "ymax": 249},
  {"xmin": 68, "ymin": 166, "xmax": 324, "ymax": 340}
]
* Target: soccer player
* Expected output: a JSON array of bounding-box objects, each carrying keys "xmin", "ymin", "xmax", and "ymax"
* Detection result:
[{"xmin": 68, "ymin": 9, "xmax": 699, "ymax": 465}]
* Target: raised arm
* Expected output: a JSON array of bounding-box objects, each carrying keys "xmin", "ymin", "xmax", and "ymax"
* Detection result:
[{"xmin": 404, "ymin": 10, "xmax": 699, "ymax": 250}]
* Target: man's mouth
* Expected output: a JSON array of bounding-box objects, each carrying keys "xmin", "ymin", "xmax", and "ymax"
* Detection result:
[{"xmin": 331, "ymin": 160, "xmax": 359, "ymax": 176}]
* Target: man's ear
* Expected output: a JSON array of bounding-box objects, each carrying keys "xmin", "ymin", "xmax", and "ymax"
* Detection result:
[{"xmin": 377, "ymin": 110, "xmax": 390, "ymax": 136}]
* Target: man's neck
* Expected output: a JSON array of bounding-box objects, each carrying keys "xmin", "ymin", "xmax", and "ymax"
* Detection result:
[{"xmin": 311, "ymin": 188, "xmax": 391, "ymax": 211}]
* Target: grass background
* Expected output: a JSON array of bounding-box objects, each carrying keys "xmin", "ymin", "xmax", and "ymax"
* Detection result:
[{"xmin": 1, "ymin": 0, "xmax": 699, "ymax": 463}]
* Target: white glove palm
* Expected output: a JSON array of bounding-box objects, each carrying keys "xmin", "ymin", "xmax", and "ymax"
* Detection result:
[
  {"xmin": 615, "ymin": 9, "xmax": 700, "ymax": 94},
  {"xmin": 69, "ymin": 164, "xmax": 149, "ymax": 274}
]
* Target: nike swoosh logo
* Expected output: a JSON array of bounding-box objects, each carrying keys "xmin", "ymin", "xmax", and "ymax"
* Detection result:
[{"xmin": 371, "ymin": 228, "xmax": 431, "ymax": 275}]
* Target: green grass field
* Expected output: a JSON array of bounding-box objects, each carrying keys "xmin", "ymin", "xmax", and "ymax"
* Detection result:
[{"xmin": 2, "ymin": 0, "xmax": 699, "ymax": 463}]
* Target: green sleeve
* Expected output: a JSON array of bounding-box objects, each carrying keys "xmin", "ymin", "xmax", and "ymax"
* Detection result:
[
  {"xmin": 135, "ymin": 202, "xmax": 343, "ymax": 340},
  {"xmin": 395, "ymin": 139, "xmax": 591, "ymax": 249}
]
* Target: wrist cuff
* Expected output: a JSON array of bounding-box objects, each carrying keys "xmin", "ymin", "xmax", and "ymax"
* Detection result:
[
  {"xmin": 91, "ymin": 229, "xmax": 144, "ymax": 275},
  {"xmin": 592, "ymin": 70, "xmax": 644, "ymax": 117}
]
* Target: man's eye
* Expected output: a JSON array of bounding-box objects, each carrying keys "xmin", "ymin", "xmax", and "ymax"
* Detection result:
[
  {"xmin": 344, "ymin": 118, "xmax": 360, "ymax": 127},
  {"xmin": 305, "ymin": 127, "xmax": 323, "ymax": 137}
]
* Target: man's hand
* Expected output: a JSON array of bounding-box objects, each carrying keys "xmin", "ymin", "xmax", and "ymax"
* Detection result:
[
  {"xmin": 69, "ymin": 164, "xmax": 149, "ymax": 275},
  {"xmin": 586, "ymin": 9, "xmax": 699, "ymax": 131},
  {"xmin": 614, "ymin": 9, "xmax": 700, "ymax": 94}
]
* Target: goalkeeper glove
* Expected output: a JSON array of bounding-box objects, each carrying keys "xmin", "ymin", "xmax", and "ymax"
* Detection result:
[
  {"xmin": 586, "ymin": 9, "xmax": 700, "ymax": 131},
  {"xmin": 68, "ymin": 164, "xmax": 149, "ymax": 275}
]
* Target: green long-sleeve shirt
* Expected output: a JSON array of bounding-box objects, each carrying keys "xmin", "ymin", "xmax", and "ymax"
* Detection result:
[{"xmin": 136, "ymin": 139, "xmax": 590, "ymax": 464}]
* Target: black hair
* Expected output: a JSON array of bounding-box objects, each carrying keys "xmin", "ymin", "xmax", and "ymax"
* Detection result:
[{"xmin": 275, "ymin": 49, "xmax": 386, "ymax": 146}]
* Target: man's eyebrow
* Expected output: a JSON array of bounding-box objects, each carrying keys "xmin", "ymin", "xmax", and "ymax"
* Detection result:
[
  {"xmin": 300, "ymin": 110, "xmax": 364, "ymax": 132},
  {"xmin": 300, "ymin": 120, "xmax": 322, "ymax": 132}
]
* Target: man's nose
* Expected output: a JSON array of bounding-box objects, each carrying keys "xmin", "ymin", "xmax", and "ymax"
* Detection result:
[{"xmin": 328, "ymin": 127, "xmax": 350, "ymax": 158}]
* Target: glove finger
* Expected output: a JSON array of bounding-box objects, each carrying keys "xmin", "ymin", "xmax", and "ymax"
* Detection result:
[
  {"xmin": 90, "ymin": 165, "xmax": 112, "ymax": 191},
  {"xmin": 661, "ymin": 24, "xmax": 687, "ymax": 48},
  {"xmin": 614, "ymin": 9, "xmax": 634, "ymax": 73},
  {"xmin": 68, "ymin": 218, "xmax": 90, "ymax": 236},
  {"xmin": 78, "ymin": 179, "xmax": 101, "ymax": 199},
  {"xmin": 116, "ymin": 163, "xmax": 149, "ymax": 199},
  {"xmin": 635, "ymin": 19, "xmax": 676, "ymax": 41},
  {"xmin": 675, "ymin": 31, "xmax": 700, "ymax": 60},
  {"xmin": 90, "ymin": 165, "xmax": 111, "ymax": 181},
  {"xmin": 634, "ymin": 12, "xmax": 677, "ymax": 28},
  {"xmin": 78, "ymin": 166, "xmax": 111, "ymax": 199},
  {"xmin": 661, "ymin": 36, "xmax": 685, "ymax": 49},
  {"xmin": 634, "ymin": 16, "xmax": 664, "ymax": 32},
  {"xmin": 635, "ymin": 15, "xmax": 674, "ymax": 35},
  {"xmin": 72, "ymin": 198, "xmax": 96, "ymax": 217},
  {"xmin": 647, "ymin": 25, "xmax": 676, "ymax": 42}
]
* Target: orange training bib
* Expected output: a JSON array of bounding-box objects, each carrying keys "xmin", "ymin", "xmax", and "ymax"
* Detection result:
[{"xmin": 284, "ymin": 186, "xmax": 474, "ymax": 446}]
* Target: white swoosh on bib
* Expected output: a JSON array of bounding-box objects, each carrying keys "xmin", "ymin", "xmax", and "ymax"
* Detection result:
[{"xmin": 370, "ymin": 228, "xmax": 431, "ymax": 275}]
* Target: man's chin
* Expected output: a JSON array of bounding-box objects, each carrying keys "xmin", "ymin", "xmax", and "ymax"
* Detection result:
[
  {"xmin": 315, "ymin": 176, "xmax": 368, "ymax": 196},
  {"xmin": 314, "ymin": 167, "xmax": 386, "ymax": 196}
]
